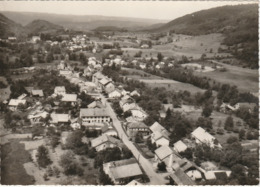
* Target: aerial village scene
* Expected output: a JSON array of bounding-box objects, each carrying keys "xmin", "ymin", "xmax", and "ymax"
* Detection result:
[{"xmin": 0, "ymin": 1, "xmax": 259, "ymax": 186}]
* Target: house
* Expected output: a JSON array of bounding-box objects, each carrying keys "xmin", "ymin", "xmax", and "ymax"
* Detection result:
[
  {"xmin": 108, "ymin": 89, "xmax": 122, "ymax": 98},
  {"xmin": 130, "ymin": 90, "xmax": 140, "ymax": 97},
  {"xmin": 80, "ymin": 108, "xmax": 111, "ymax": 124},
  {"xmin": 104, "ymin": 82, "xmax": 115, "ymax": 94},
  {"xmin": 54, "ymin": 86, "xmax": 66, "ymax": 95},
  {"xmin": 50, "ymin": 113, "xmax": 70, "ymax": 125},
  {"xmin": 17, "ymin": 93, "xmax": 27, "ymax": 100},
  {"xmin": 191, "ymin": 127, "xmax": 222, "ymax": 148},
  {"xmin": 31, "ymin": 90, "xmax": 44, "ymax": 97},
  {"xmin": 186, "ymin": 170, "xmax": 202, "ymax": 181},
  {"xmin": 170, "ymin": 169, "xmax": 195, "ymax": 185},
  {"xmin": 121, "ymin": 89, "xmax": 130, "ymax": 96},
  {"xmin": 28, "ymin": 111, "xmax": 49, "ymax": 123},
  {"xmin": 92, "ymin": 72, "xmax": 106, "ymax": 86},
  {"xmin": 151, "ymin": 131, "xmax": 170, "ymax": 147},
  {"xmin": 127, "ymin": 180, "xmax": 142, "ymax": 185},
  {"xmin": 99, "ymin": 77, "xmax": 112, "ymax": 88},
  {"xmin": 8, "ymin": 99, "xmax": 26, "ymax": 111},
  {"xmin": 88, "ymin": 100, "xmax": 105, "ymax": 108},
  {"xmin": 174, "ymin": 140, "xmax": 188, "ymax": 153},
  {"xmin": 130, "ymin": 107, "xmax": 148, "ymax": 121},
  {"xmin": 150, "ymin": 121, "xmax": 169, "ymax": 135},
  {"xmin": 103, "ymin": 158, "xmax": 143, "ymax": 184},
  {"xmin": 125, "ymin": 122, "xmax": 150, "ymax": 138},
  {"xmin": 101, "ymin": 125, "xmax": 118, "ymax": 137},
  {"xmin": 59, "ymin": 70, "xmax": 72, "ymax": 77},
  {"xmin": 122, "ymin": 103, "xmax": 137, "ymax": 112},
  {"xmin": 32, "ymin": 36, "xmax": 41, "ymax": 43},
  {"xmin": 154, "ymin": 145, "xmax": 188, "ymax": 171},
  {"xmin": 61, "ymin": 94, "xmax": 77, "ymax": 104},
  {"xmin": 91, "ymin": 134, "xmax": 121, "ymax": 152},
  {"xmin": 204, "ymin": 170, "xmax": 231, "ymax": 181}
]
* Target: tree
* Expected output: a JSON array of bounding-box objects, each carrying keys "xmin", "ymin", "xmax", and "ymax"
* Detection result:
[
  {"xmin": 99, "ymin": 166, "xmax": 114, "ymax": 185},
  {"xmin": 239, "ymin": 129, "xmax": 246, "ymax": 140},
  {"xmin": 157, "ymin": 52, "xmax": 163, "ymax": 61},
  {"xmin": 157, "ymin": 162, "xmax": 167, "ymax": 172},
  {"xmin": 65, "ymin": 130, "xmax": 88, "ymax": 155},
  {"xmin": 196, "ymin": 117, "xmax": 213, "ymax": 130},
  {"xmin": 227, "ymin": 136, "xmax": 238, "ymax": 144},
  {"xmin": 59, "ymin": 151, "xmax": 83, "ymax": 176},
  {"xmin": 36, "ymin": 145, "xmax": 52, "ymax": 168},
  {"xmin": 201, "ymin": 104, "xmax": 213, "ymax": 117},
  {"xmin": 180, "ymin": 148, "xmax": 193, "ymax": 159},
  {"xmin": 46, "ymin": 52, "xmax": 54, "ymax": 63},
  {"xmin": 224, "ymin": 115, "xmax": 234, "ymax": 131}
]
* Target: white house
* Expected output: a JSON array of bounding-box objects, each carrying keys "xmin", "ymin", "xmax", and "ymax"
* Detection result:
[
  {"xmin": 54, "ymin": 86, "xmax": 66, "ymax": 95},
  {"xmin": 151, "ymin": 131, "xmax": 170, "ymax": 147},
  {"xmin": 108, "ymin": 89, "xmax": 122, "ymax": 98},
  {"xmin": 191, "ymin": 127, "xmax": 222, "ymax": 148},
  {"xmin": 91, "ymin": 134, "xmax": 121, "ymax": 152},
  {"xmin": 61, "ymin": 94, "xmax": 77, "ymax": 105},
  {"xmin": 130, "ymin": 90, "xmax": 140, "ymax": 97},
  {"xmin": 8, "ymin": 99, "xmax": 26, "ymax": 111},
  {"xmin": 173, "ymin": 140, "xmax": 188, "ymax": 153},
  {"xmin": 104, "ymin": 82, "xmax": 115, "ymax": 93},
  {"xmin": 50, "ymin": 113, "xmax": 70, "ymax": 124},
  {"xmin": 130, "ymin": 107, "xmax": 148, "ymax": 121},
  {"xmin": 80, "ymin": 108, "xmax": 111, "ymax": 125},
  {"xmin": 103, "ymin": 158, "xmax": 143, "ymax": 184}
]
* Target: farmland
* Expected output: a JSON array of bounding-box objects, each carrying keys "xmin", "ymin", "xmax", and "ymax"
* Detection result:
[{"xmin": 122, "ymin": 67, "xmax": 205, "ymax": 94}]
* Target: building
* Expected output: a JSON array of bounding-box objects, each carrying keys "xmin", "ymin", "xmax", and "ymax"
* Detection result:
[
  {"xmin": 174, "ymin": 140, "xmax": 188, "ymax": 153},
  {"xmin": 54, "ymin": 86, "xmax": 66, "ymax": 95},
  {"xmin": 8, "ymin": 99, "xmax": 26, "ymax": 111},
  {"xmin": 130, "ymin": 107, "xmax": 148, "ymax": 121},
  {"xmin": 170, "ymin": 169, "xmax": 195, "ymax": 185},
  {"xmin": 191, "ymin": 127, "xmax": 222, "ymax": 148},
  {"xmin": 80, "ymin": 108, "xmax": 111, "ymax": 124},
  {"xmin": 108, "ymin": 89, "xmax": 122, "ymax": 98},
  {"xmin": 28, "ymin": 111, "xmax": 49, "ymax": 124},
  {"xmin": 50, "ymin": 113, "xmax": 70, "ymax": 125},
  {"xmin": 125, "ymin": 122, "xmax": 150, "ymax": 138},
  {"xmin": 104, "ymin": 82, "xmax": 115, "ymax": 93},
  {"xmin": 103, "ymin": 158, "xmax": 143, "ymax": 184},
  {"xmin": 31, "ymin": 90, "xmax": 44, "ymax": 97},
  {"xmin": 101, "ymin": 125, "xmax": 118, "ymax": 137},
  {"xmin": 91, "ymin": 134, "xmax": 121, "ymax": 152},
  {"xmin": 61, "ymin": 94, "xmax": 77, "ymax": 104},
  {"xmin": 151, "ymin": 131, "xmax": 170, "ymax": 147},
  {"xmin": 32, "ymin": 36, "xmax": 41, "ymax": 43},
  {"xmin": 130, "ymin": 90, "xmax": 140, "ymax": 97},
  {"xmin": 88, "ymin": 100, "xmax": 105, "ymax": 108},
  {"xmin": 92, "ymin": 72, "xmax": 107, "ymax": 86},
  {"xmin": 150, "ymin": 121, "xmax": 169, "ymax": 135}
]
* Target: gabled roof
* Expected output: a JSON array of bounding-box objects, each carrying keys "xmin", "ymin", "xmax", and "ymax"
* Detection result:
[
  {"xmin": 54, "ymin": 86, "xmax": 66, "ymax": 92},
  {"xmin": 91, "ymin": 134, "xmax": 121, "ymax": 148},
  {"xmin": 150, "ymin": 121, "xmax": 167, "ymax": 133},
  {"xmin": 61, "ymin": 94, "xmax": 77, "ymax": 102},
  {"xmin": 93, "ymin": 71, "xmax": 106, "ymax": 79},
  {"xmin": 155, "ymin": 145, "xmax": 173, "ymax": 161},
  {"xmin": 151, "ymin": 131, "xmax": 169, "ymax": 141},
  {"xmin": 99, "ymin": 78, "xmax": 111, "ymax": 85},
  {"xmin": 8, "ymin": 99, "xmax": 26, "ymax": 106},
  {"xmin": 80, "ymin": 108, "xmax": 110, "ymax": 117},
  {"xmin": 170, "ymin": 169, "xmax": 195, "ymax": 185},
  {"xmin": 127, "ymin": 122, "xmax": 149, "ymax": 129},
  {"xmin": 174, "ymin": 140, "xmax": 188, "ymax": 153},
  {"xmin": 25, "ymin": 86, "xmax": 34, "ymax": 93},
  {"xmin": 32, "ymin": 90, "xmax": 44, "ymax": 97},
  {"xmin": 50, "ymin": 113, "xmax": 69, "ymax": 123},
  {"xmin": 191, "ymin": 127, "xmax": 220, "ymax": 148},
  {"xmin": 88, "ymin": 100, "xmax": 105, "ymax": 108},
  {"xmin": 104, "ymin": 158, "xmax": 143, "ymax": 180}
]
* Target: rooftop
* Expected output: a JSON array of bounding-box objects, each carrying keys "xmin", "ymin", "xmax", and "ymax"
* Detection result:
[
  {"xmin": 61, "ymin": 94, "xmax": 77, "ymax": 102},
  {"xmin": 8, "ymin": 99, "xmax": 26, "ymax": 106},
  {"xmin": 32, "ymin": 89, "xmax": 44, "ymax": 97},
  {"xmin": 155, "ymin": 145, "xmax": 173, "ymax": 161},
  {"xmin": 91, "ymin": 134, "xmax": 121, "ymax": 148},
  {"xmin": 80, "ymin": 108, "xmax": 110, "ymax": 117},
  {"xmin": 127, "ymin": 122, "xmax": 149, "ymax": 129}
]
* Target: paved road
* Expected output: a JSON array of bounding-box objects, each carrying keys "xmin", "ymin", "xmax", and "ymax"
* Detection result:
[{"xmin": 100, "ymin": 95, "xmax": 167, "ymax": 185}]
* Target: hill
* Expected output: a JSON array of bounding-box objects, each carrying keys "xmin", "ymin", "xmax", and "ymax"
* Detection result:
[
  {"xmin": 93, "ymin": 26, "xmax": 128, "ymax": 32},
  {"xmin": 25, "ymin": 19, "xmax": 64, "ymax": 34},
  {"xmin": 0, "ymin": 13, "xmax": 25, "ymax": 38},
  {"xmin": 1, "ymin": 11, "xmax": 167, "ymax": 31},
  {"xmin": 151, "ymin": 4, "xmax": 258, "ymax": 68}
]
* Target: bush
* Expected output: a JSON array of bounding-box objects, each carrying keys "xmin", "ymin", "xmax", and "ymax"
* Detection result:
[
  {"xmin": 59, "ymin": 151, "xmax": 83, "ymax": 176},
  {"xmin": 36, "ymin": 145, "xmax": 52, "ymax": 168},
  {"xmin": 227, "ymin": 136, "xmax": 238, "ymax": 144},
  {"xmin": 157, "ymin": 162, "xmax": 167, "ymax": 172}
]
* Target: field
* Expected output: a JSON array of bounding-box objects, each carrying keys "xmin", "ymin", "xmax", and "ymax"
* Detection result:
[
  {"xmin": 194, "ymin": 60, "xmax": 259, "ymax": 94},
  {"xmin": 121, "ymin": 33, "xmax": 230, "ymax": 60},
  {"xmin": 122, "ymin": 67, "xmax": 205, "ymax": 94},
  {"xmin": 1, "ymin": 140, "xmax": 35, "ymax": 185}
]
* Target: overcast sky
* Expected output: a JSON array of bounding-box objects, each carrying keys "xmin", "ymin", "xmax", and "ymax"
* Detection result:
[{"xmin": 0, "ymin": 1, "xmax": 257, "ymax": 20}]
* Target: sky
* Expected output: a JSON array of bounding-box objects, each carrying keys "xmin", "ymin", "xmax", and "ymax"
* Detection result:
[{"xmin": 0, "ymin": 1, "xmax": 258, "ymax": 21}]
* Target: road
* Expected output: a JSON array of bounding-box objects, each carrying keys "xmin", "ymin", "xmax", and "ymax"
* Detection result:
[{"xmin": 100, "ymin": 95, "xmax": 167, "ymax": 185}]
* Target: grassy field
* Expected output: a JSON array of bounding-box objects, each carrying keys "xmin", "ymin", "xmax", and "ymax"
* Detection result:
[
  {"xmin": 122, "ymin": 67, "xmax": 205, "ymax": 94},
  {"xmin": 194, "ymin": 60, "xmax": 258, "ymax": 94},
  {"xmin": 1, "ymin": 140, "xmax": 35, "ymax": 185},
  {"xmin": 121, "ymin": 33, "xmax": 230, "ymax": 60}
]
